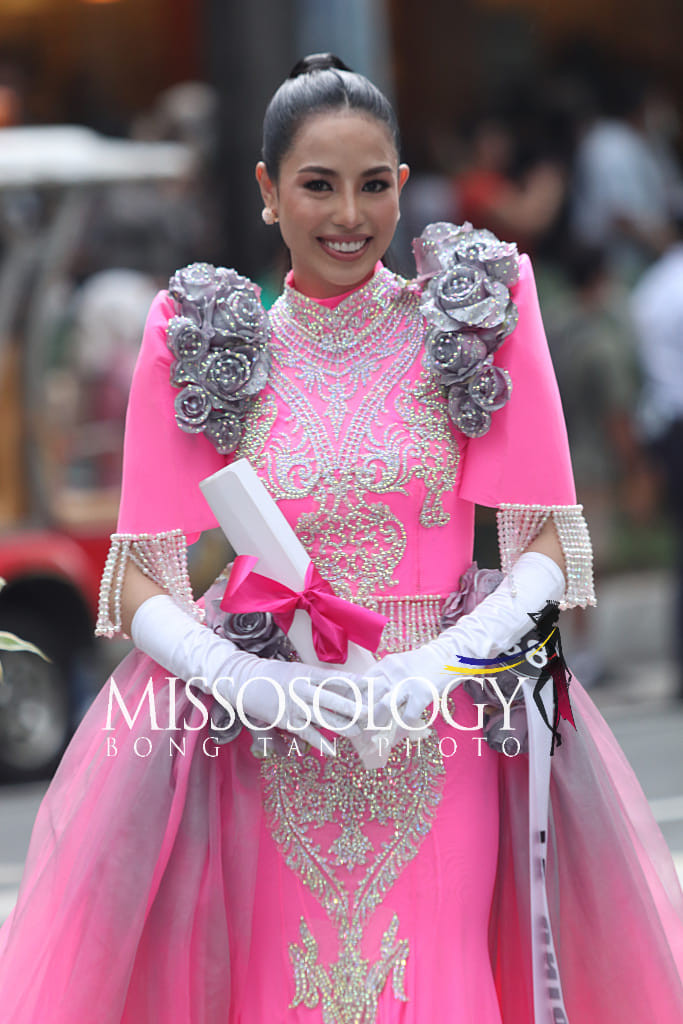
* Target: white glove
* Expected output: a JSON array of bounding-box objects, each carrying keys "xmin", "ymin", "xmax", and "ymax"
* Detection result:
[
  {"xmin": 364, "ymin": 552, "xmax": 565, "ymax": 732},
  {"xmin": 131, "ymin": 594, "xmax": 365, "ymax": 751}
]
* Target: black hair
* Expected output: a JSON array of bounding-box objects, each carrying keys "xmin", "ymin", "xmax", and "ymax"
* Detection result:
[{"xmin": 262, "ymin": 52, "xmax": 400, "ymax": 178}]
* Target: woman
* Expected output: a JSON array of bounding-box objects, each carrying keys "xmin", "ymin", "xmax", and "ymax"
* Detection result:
[{"xmin": 1, "ymin": 54, "xmax": 682, "ymax": 1023}]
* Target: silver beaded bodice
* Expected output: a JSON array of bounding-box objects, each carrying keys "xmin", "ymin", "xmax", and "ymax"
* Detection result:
[{"xmin": 232, "ymin": 267, "xmax": 467, "ymax": 652}]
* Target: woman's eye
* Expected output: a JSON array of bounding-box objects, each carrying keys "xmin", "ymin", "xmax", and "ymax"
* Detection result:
[
  {"xmin": 303, "ymin": 179, "xmax": 332, "ymax": 192},
  {"xmin": 363, "ymin": 179, "xmax": 391, "ymax": 193}
]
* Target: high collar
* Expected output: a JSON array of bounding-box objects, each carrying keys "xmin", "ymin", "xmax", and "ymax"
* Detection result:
[
  {"xmin": 284, "ymin": 262, "xmax": 384, "ymax": 309},
  {"xmin": 280, "ymin": 262, "xmax": 415, "ymax": 326}
]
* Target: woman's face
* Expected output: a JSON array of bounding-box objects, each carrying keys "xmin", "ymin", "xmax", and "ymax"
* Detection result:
[{"xmin": 256, "ymin": 110, "xmax": 409, "ymax": 298}]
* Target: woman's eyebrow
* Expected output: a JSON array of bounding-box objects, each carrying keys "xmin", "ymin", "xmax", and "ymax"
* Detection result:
[
  {"xmin": 297, "ymin": 165, "xmax": 337, "ymax": 175},
  {"xmin": 296, "ymin": 164, "xmax": 394, "ymax": 176}
]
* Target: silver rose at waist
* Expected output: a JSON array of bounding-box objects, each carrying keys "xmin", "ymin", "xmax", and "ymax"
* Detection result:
[{"xmin": 202, "ymin": 574, "xmax": 297, "ymax": 745}]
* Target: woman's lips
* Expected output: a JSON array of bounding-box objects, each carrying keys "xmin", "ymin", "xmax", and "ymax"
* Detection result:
[{"xmin": 318, "ymin": 237, "xmax": 371, "ymax": 260}]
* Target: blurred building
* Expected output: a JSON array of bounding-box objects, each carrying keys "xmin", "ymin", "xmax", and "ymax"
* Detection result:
[{"xmin": 391, "ymin": 1, "xmax": 683, "ymax": 160}]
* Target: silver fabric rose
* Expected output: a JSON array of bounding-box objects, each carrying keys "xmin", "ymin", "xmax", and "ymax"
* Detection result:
[
  {"xmin": 414, "ymin": 221, "xmax": 519, "ymax": 439},
  {"xmin": 447, "ymin": 391, "xmax": 491, "ymax": 438},
  {"xmin": 468, "ymin": 364, "xmax": 512, "ymax": 411},
  {"xmin": 204, "ymin": 576, "xmax": 295, "ymax": 661},
  {"xmin": 440, "ymin": 562, "xmax": 529, "ymax": 753},
  {"xmin": 221, "ymin": 612, "xmax": 287, "ymax": 658},
  {"xmin": 424, "ymin": 329, "xmax": 488, "ymax": 385},
  {"xmin": 174, "ymin": 384, "xmax": 212, "ymax": 432},
  {"xmin": 413, "ymin": 221, "xmax": 471, "ymax": 279},
  {"xmin": 205, "ymin": 349, "xmax": 253, "ymax": 400},
  {"xmin": 440, "ymin": 562, "xmax": 503, "ymax": 628},
  {"xmin": 166, "ymin": 262, "xmax": 271, "ymax": 454},
  {"xmin": 213, "ymin": 288, "xmax": 270, "ymax": 340},
  {"xmin": 422, "ymin": 265, "xmax": 511, "ymax": 344},
  {"xmin": 167, "ymin": 316, "xmax": 211, "ymax": 362},
  {"xmin": 451, "ymin": 228, "xmax": 519, "ymax": 287},
  {"xmin": 472, "ymin": 688, "xmax": 529, "ymax": 755},
  {"xmin": 202, "ymin": 576, "xmax": 297, "ymax": 747},
  {"xmin": 169, "ymin": 263, "xmax": 223, "ymax": 323},
  {"xmin": 207, "ymin": 702, "xmax": 244, "ymax": 746},
  {"xmin": 204, "ymin": 410, "xmax": 242, "ymax": 455}
]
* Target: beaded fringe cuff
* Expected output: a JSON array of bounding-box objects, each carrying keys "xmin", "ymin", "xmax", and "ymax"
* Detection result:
[
  {"xmin": 372, "ymin": 593, "xmax": 444, "ymax": 655},
  {"xmin": 497, "ymin": 504, "xmax": 596, "ymax": 609},
  {"xmin": 95, "ymin": 529, "xmax": 203, "ymax": 639}
]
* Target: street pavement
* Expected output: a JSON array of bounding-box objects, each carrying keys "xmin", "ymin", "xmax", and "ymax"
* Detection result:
[{"xmin": 1, "ymin": 571, "xmax": 682, "ymax": 925}]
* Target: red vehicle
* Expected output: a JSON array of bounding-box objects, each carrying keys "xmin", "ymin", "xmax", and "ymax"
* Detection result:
[
  {"xmin": 0, "ymin": 529, "xmax": 111, "ymax": 779},
  {"xmin": 0, "ymin": 126, "xmax": 194, "ymax": 779}
]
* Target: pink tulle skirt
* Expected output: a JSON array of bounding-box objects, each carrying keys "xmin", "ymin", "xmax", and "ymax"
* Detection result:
[{"xmin": 0, "ymin": 647, "xmax": 682, "ymax": 1023}]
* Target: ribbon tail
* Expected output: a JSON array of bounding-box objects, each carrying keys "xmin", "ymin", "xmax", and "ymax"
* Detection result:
[
  {"xmin": 552, "ymin": 657, "xmax": 576, "ymax": 730},
  {"xmin": 306, "ymin": 588, "xmax": 387, "ymax": 657},
  {"xmin": 308, "ymin": 605, "xmax": 349, "ymax": 664}
]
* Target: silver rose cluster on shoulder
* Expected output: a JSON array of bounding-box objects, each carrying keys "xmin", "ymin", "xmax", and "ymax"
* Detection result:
[
  {"xmin": 166, "ymin": 262, "xmax": 271, "ymax": 454},
  {"xmin": 415, "ymin": 222, "xmax": 520, "ymax": 438}
]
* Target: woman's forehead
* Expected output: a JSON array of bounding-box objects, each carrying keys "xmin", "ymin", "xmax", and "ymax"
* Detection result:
[{"xmin": 284, "ymin": 110, "xmax": 398, "ymax": 168}]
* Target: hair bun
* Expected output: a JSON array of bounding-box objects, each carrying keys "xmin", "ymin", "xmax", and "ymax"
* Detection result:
[{"xmin": 288, "ymin": 53, "xmax": 352, "ymax": 79}]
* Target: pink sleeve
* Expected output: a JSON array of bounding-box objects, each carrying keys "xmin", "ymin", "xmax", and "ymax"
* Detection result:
[
  {"xmin": 116, "ymin": 290, "xmax": 224, "ymax": 542},
  {"xmin": 456, "ymin": 254, "xmax": 577, "ymax": 507}
]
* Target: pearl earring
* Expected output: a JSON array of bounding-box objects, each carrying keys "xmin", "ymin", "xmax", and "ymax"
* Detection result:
[{"xmin": 261, "ymin": 207, "xmax": 278, "ymax": 225}]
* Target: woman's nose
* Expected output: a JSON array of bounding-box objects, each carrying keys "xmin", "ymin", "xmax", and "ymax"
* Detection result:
[{"xmin": 333, "ymin": 188, "xmax": 362, "ymax": 229}]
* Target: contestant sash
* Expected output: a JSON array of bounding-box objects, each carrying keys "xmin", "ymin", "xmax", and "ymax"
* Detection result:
[{"xmin": 522, "ymin": 679, "xmax": 570, "ymax": 1024}]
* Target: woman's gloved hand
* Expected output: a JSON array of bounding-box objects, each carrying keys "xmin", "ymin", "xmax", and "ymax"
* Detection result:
[
  {"xmin": 131, "ymin": 594, "xmax": 365, "ymax": 752},
  {"xmin": 362, "ymin": 552, "xmax": 565, "ymax": 738}
]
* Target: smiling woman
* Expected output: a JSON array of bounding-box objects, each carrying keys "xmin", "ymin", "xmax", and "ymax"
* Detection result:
[
  {"xmin": 255, "ymin": 71, "xmax": 409, "ymax": 297},
  {"xmin": 0, "ymin": 50, "xmax": 682, "ymax": 1024}
]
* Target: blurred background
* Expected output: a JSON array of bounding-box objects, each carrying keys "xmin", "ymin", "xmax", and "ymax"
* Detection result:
[{"xmin": 0, "ymin": 0, "xmax": 681, "ymax": 815}]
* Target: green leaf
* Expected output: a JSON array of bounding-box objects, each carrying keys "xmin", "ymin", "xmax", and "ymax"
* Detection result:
[{"xmin": 0, "ymin": 632, "xmax": 51, "ymax": 661}]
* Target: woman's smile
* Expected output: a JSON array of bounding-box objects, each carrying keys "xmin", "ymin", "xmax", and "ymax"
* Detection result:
[{"xmin": 318, "ymin": 235, "xmax": 372, "ymax": 259}]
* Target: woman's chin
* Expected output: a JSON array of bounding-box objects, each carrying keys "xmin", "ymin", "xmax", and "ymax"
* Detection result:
[{"xmin": 296, "ymin": 257, "xmax": 379, "ymax": 298}]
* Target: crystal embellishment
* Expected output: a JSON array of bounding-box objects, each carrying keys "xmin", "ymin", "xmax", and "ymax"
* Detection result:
[
  {"xmin": 497, "ymin": 503, "xmax": 596, "ymax": 608},
  {"xmin": 95, "ymin": 529, "xmax": 201, "ymax": 638},
  {"xmin": 261, "ymin": 731, "xmax": 446, "ymax": 1022}
]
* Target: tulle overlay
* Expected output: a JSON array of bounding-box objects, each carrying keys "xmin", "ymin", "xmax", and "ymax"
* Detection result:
[{"xmin": 1, "ymin": 651, "xmax": 682, "ymax": 1022}]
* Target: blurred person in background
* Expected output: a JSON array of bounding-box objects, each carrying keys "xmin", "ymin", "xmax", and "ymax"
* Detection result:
[
  {"xmin": 546, "ymin": 243, "xmax": 654, "ymax": 683},
  {"xmin": 72, "ymin": 81, "xmax": 221, "ymax": 283},
  {"xmin": 571, "ymin": 68, "xmax": 682, "ymax": 286},
  {"xmin": 455, "ymin": 111, "xmax": 566, "ymax": 258},
  {"xmin": 0, "ymin": 48, "xmax": 29, "ymax": 129},
  {"xmin": 631, "ymin": 214, "xmax": 683, "ymax": 699}
]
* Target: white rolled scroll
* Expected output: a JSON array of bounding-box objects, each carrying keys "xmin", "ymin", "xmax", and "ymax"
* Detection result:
[{"xmin": 200, "ymin": 458, "xmax": 376, "ymax": 673}]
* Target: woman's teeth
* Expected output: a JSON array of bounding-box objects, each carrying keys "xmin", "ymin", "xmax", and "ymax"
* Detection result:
[{"xmin": 324, "ymin": 239, "xmax": 367, "ymax": 253}]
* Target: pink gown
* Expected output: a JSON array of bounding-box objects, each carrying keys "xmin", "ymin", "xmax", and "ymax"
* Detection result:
[{"xmin": 0, "ymin": 247, "xmax": 682, "ymax": 1024}]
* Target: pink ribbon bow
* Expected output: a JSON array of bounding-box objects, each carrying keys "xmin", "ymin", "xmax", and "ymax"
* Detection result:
[{"xmin": 220, "ymin": 555, "xmax": 387, "ymax": 664}]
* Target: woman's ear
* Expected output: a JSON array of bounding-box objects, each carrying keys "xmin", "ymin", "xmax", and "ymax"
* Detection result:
[
  {"xmin": 255, "ymin": 161, "xmax": 277, "ymax": 213},
  {"xmin": 398, "ymin": 163, "xmax": 410, "ymax": 195}
]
